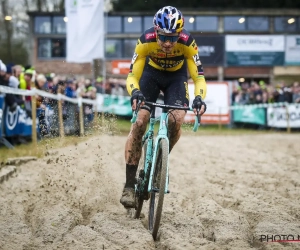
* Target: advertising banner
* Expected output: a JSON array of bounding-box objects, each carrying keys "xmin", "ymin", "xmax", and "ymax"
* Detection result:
[
  {"xmin": 5, "ymin": 106, "xmax": 33, "ymax": 137},
  {"xmin": 267, "ymin": 104, "xmax": 300, "ymax": 128},
  {"xmin": 184, "ymin": 81, "xmax": 230, "ymax": 124},
  {"xmin": 226, "ymin": 35, "xmax": 285, "ymax": 66},
  {"xmin": 111, "ymin": 60, "xmax": 131, "ymax": 75},
  {"xmin": 194, "ymin": 36, "xmax": 224, "ymax": 65},
  {"xmin": 65, "ymin": 0, "xmax": 104, "ymax": 63},
  {"xmin": 285, "ymin": 35, "xmax": 300, "ymax": 65},
  {"xmin": 233, "ymin": 107, "xmax": 265, "ymax": 125}
]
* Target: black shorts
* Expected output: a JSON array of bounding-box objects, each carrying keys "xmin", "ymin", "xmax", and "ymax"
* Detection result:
[{"xmin": 139, "ymin": 62, "xmax": 190, "ymax": 112}]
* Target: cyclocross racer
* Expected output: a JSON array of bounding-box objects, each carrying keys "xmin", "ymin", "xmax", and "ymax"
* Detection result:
[{"xmin": 120, "ymin": 6, "xmax": 207, "ymax": 208}]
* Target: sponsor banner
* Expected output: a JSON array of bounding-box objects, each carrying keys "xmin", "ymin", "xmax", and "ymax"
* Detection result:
[
  {"xmin": 65, "ymin": 0, "xmax": 104, "ymax": 62},
  {"xmin": 5, "ymin": 106, "xmax": 34, "ymax": 137},
  {"xmin": 226, "ymin": 35, "xmax": 285, "ymax": 66},
  {"xmin": 267, "ymin": 104, "xmax": 300, "ymax": 128},
  {"xmin": 185, "ymin": 81, "xmax": 230, "ymax": 124},
  {"xmin": 233, "ymin": 106, "xmax": 265, "ymax": 125},
  {"xmin": 285, "ymin": 35, "xmax": 300, "ymax": 65},
  {"xmin": 96, "ymin": 94, "xmax": 132, "ymax": 116},
  {"xmin": 194, "ymin": 35, "xmax": 224, "ymax": 65},
  {"xmin": 111, "ymin": 60, "xmax": 131, "ymax": 75}
]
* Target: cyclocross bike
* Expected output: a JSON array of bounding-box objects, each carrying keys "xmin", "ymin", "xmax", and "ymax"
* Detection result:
[{"xmin": 131, "ymin": 100, "xmax": 200, "ymax": 240}]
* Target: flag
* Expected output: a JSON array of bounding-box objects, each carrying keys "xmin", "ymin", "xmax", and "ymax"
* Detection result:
[{"xmin": 65, "ymin": 0, "xmax": 104, "ymax": 63}]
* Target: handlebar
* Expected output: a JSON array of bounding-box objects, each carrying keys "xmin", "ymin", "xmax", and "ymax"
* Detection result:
[{"xmin": 131, "ymin": 101, "xmax": 201, "ymax": 132}]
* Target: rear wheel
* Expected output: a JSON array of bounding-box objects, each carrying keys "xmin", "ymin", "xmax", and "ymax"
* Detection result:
[
  {"xmin": 148, "ymin": 138, "xmax": 168, "ymax": 240},
  {"xmin": 134, "ymin": 139, "xmax": 148, "ymax": 219}
]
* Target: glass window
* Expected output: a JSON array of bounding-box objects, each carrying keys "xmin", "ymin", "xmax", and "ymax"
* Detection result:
[
  {"xmin": 53, "ymin": 16, "xmax": 66, "ymax": 34},
  {"xmin": 298, "ymin": 17, "xmax": 300, "ymax": 31},
  {"xmin": 184, "ymin": 16, "xmax": 195, "ymax": 31},
  {"xmin": 38, "ymin": 39, "xmax": 51, "ymax": 58},
  {"xmin": 107, "ymin": 16, "xmax": 122, "ymax": 33},
  {"xmin": 144, "ymin": 16, "xmax": 153, "ymax": 30},
  {"xmin": 124, "ymin": 39, "xmax": 137, "ymax": 58},
  {"xmin": 51, "ymin": 39, "xmax": 66, "ymax": 58},
  {"xmin": 124, "ymin": 16, "xmax": 142, "ymax": 33},
  {"xmin": 224, "ymin": 16, "xmax": 246, "ymax": 31},
  {"xmin": 105, "ymin": 39, "xmax": 122, "ymax": 58},
  {"xmin": 38, "ymin": 38, "xmax": 66, "ymax": 58},
  {"xmin": 247, "ymin": 17, "xmax": 269, "ymax": 31},
  {"xmin": 34, "ymin": 16, "xmax": 51, "ymax": 34},
  {"xmin": 274, "ymin": 17, "xmax": 297, "ymax": 32},
  {"xmin": 195, "ymin": 16, "xmax": 218, "ymax": 31}
]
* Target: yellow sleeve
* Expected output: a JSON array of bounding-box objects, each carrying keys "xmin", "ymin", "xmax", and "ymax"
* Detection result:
[
  {"xmin": 126, "ymin": 39, "xmax": 148, "ymax": 96},
  {"xmin": 185, "ymin": 40, "xmax": 207, "ymax": 99}
]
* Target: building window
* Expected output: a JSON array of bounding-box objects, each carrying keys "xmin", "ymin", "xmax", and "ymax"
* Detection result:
[
  {"xmin": 274, "ymin": 17, "xmax": 297, "ymax": 32},
  {"xmin": 195, "ymin": 16, "xmax": 218, "ymax": 32},
  {"xmin": 38, "ymin": 38, "xmax": 66, "ymax": 58},
  {"xmin": 107, "ymin": 16, "xmax": 122, "ymax": 33},
  {"xmin": 53, "ymin": 16, "xmax": 66, "ymax": 34},
  {"xmin": 124, "ymin": 39, "xmax": 137, "ymax": 58},
  {"xmin": 184, "ymin": 16, "xmax": 195, "ymax": 31},
  {"xmin": 105, "ymin": 39, "xmax": 122, "ymax": 58},
  {"xmin": 34, "ymin": 16, "xmax": 51, "ymax": 34},
  {"xmin": 124, "ymin": 16, "xmax": 142, "ymax": 33},
  {"xmin": 247, "ymin": 17, "xmax": 269, "ymax": 31},
  {"xmin": 224, "ymin": 16, "xmax": 246, "ymax": 31},
  {"xmin": 144, "ymin": 16, "xmax": 153, "ymax": 30}
]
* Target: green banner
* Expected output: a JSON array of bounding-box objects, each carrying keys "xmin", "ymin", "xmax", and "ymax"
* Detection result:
[
  {"xmin": 226, "ymin": 52, "xmax": 284, "ymax": 66},
  {"xmin": 233, "ymin": 107, "xmax": 265, "ymax": 125},
  {"xmin": 102, "ymin": 95, "xmax": 132, "ymax": 116}
]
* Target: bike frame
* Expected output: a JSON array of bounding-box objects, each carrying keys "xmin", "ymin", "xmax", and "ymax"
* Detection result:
[
  {"xmin": 132, "ymin": 101, "xmax": 199, "ymax": 196},
  {"xmin": 145, "ymin": 109, "xmax": 170, "ymax": 194}
]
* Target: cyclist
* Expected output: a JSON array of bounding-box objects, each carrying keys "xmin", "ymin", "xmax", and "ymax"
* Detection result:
[{"xmin": 120, "ymin": 6, "xmax": 207, "ymax": 208}]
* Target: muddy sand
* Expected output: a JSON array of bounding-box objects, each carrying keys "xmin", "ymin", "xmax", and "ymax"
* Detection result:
[{"xmin": 0, "ymin": 133, "xmax": 299, "ymax": 250}]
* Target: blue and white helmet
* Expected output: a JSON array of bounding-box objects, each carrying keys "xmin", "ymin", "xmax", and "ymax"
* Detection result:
[{"xmin": 153, "ymin": 6, "xmax": 184, "ymax": 33}]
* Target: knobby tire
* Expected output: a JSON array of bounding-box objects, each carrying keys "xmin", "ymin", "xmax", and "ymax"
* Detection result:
[{"xmin": 148, "ymin": 138, "xmax": 168, "ymax": 240}]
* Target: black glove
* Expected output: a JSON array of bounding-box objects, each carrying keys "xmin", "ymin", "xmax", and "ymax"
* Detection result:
[
  {"xmin": 192, "ymin": 95, "xmax": 207, "ymax": 113},
  {"xmin": 130, "ymin": 89, "xmax": 145, "ymax": 106}
]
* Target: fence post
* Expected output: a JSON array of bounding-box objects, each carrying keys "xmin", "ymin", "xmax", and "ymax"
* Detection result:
[
  {"xmin": 285, "ymin": 104, "xmax": 291, "ymax": 133},
  {"xmin": 93, "ymin": 100, "xmax": 98, "ymax": 129},
  {"xmin": 31, "ymin": 88, "xmax": 37, "ymax": 146},
  {"xmin": 57, "ymin": 89, "xmax": 64, "ymax": 138},
  {"xmin": 78, "ymin": 97, "xmax": 84, "ymax": 136}
]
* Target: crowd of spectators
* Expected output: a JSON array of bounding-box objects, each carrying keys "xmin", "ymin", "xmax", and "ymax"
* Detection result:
[{"xmin": 232, "ymin": 80, "xmax": 300, "ymax": 105}]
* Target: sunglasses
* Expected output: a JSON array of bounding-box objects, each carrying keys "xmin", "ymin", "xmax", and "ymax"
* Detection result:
[{"xmin": 157, "ymin": 33, "xmax": 179, "ymax": 43}]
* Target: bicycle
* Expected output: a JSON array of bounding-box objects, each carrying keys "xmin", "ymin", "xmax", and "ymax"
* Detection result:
[{"xmin": 130, "ymin": 100, "xmax": 200, "ymax": 240}]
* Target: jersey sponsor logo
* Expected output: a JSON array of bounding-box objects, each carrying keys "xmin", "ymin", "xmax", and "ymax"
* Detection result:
[
  {"xmin": 193, "ymin": 54, "xmax": 201, "ymax": 66},
  {"xmin": 152, "ymin": 58, "xmax": 183, "ymax": 68},
  {"xmin": 145, "ymin": 32, "xmax": 156, "ymax": 40},
  {"xmin": 131, "ymin": 53, "xmax": 138, "ymax": 64},
  {"xmin": 179, "ymin": 32, "xmax": 189, "ymax": 42}
]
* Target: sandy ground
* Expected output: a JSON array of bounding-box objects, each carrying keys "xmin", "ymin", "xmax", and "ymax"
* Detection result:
[{"xmin": 0, "ymin": 132, "xmax": 299, "ymax": 250}]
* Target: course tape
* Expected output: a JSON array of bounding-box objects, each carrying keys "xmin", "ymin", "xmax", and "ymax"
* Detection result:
[{"xmin": 0, "ymin": 85, "xmax": 96, "ymax": 105}]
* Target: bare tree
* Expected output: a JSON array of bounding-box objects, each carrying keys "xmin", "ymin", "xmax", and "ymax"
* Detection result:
[{"xmin": 1, "ymin": 0, "xmax": 13, "ymax": 62}]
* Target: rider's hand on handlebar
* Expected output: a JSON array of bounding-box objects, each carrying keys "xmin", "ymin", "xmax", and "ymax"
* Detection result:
[
  {"xmin": 192, "ymin": 95, "xmax": 207, "ymax": 116},
  {"xmin": 131, "ymin": 89, "xmax": 145, "ymax": 111}
]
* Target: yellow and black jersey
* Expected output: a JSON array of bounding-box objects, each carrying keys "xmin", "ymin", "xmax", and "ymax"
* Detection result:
[{"xmin": 126, "ymin": 27, "xmax": 207, "ymax": 99}]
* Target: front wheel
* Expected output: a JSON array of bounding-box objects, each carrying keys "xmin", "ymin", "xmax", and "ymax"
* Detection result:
[{"xmin": 148, "ymin": 138, "xmax": 169, "ymax": 240}]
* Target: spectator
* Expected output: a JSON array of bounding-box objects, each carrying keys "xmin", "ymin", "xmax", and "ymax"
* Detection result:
[{"xmin": 292, "ymin": 82, "xmax": 300, "ymax": 103}]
